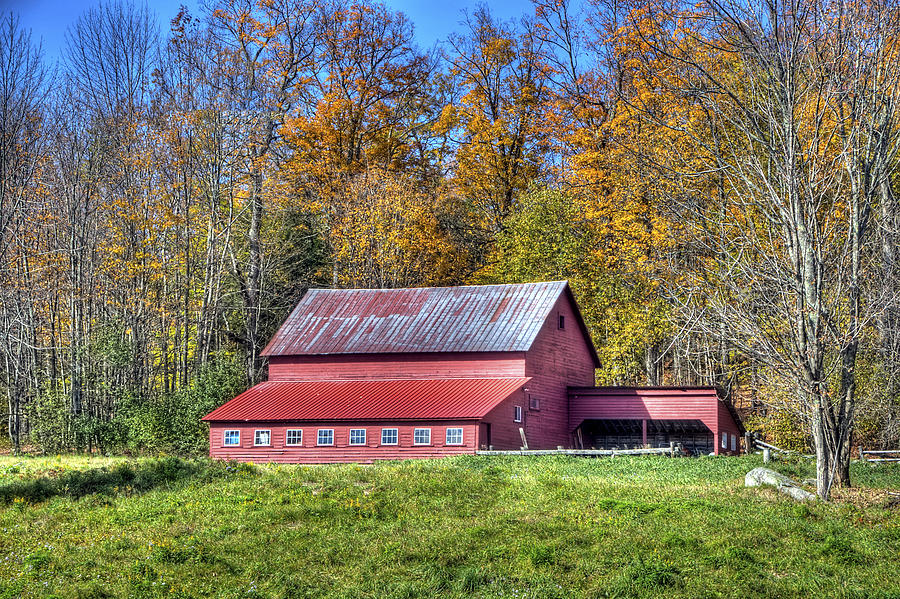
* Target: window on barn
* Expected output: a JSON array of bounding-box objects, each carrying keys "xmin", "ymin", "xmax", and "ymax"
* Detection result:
[
  {"xmin": 285, "ymin": 429, "xmax": 303, "ymax": 446},
  {"xmin": 349, "ymin": 429, "xmax": 367, "ymax": 445},
  {"xmin": 446, "ymin": 428, "xmax": 464, "ymax": 445},
  {"xmin": 514, "ymin": 405, "xmax": 523, "ymax": 422},
  {"xmin": 721, "ymin": 432, "xmax": 728, "ymax": 449},
  {"xmin": 414, "ymin": 428, "xmax": 431, "ymax": 445},
  {"xmin": 558, "ymin": 314, "xmax": 565, "ymax": 329},
  {"xmin": 318, "ymin": 429, "xmax": 334, "ymax": 446},
  {"xmin": 223, "ymin": 430, "xmax": 240, "ymax": 446},
  {"xmin": 730, "ymin": 434, "xmax": 736, "ymax": 452},
  {"xmin": 381, "ymin": 428, "xmax": 398, "ymax": 445},
  {"xmin": 529, "ymin": 396, "xmax": 540, "ymax": 411},
  {"xmin": 254, "ymin": 430, "xmax": 271, "ymax": 446}
]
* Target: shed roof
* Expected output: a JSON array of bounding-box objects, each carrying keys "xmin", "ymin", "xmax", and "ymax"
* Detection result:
[
  {"xmin": 261, "ymin": 281, "xmax": 599, "ymax": 365},
  {"xmin": 202, "ymin": 377, "xmax": 530, "ymax": 422}
]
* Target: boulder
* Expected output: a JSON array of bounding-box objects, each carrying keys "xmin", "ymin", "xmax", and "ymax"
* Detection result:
[{"xmin": 745, "ymin": 467, "xmax": 817, "ymax": 501}]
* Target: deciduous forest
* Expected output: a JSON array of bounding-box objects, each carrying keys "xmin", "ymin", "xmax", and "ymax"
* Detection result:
[{"xmin": 2, "ymin": 0, "xmax": 900, "ymax": 497}]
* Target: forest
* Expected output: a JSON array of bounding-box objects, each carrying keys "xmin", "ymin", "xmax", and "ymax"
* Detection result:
[{"xmin": 1, "ymin": 0, "xmax": 900, "ymax": 497}]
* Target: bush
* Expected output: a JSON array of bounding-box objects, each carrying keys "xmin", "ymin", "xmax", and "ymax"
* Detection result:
[{"xmin": 120, "ymin": 356, "xmax": 244, "ymax": 455}]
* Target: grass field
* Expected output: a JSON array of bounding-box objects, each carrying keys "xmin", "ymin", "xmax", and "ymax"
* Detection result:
[{"xmin": 0, "ymin": 454, "xmax": 898, "ymax": 599}]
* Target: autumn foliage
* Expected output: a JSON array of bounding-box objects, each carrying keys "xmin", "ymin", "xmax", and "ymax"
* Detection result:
[{"xmin": 2, "ymin": 0, "xmax": 900, "ymax": 479}]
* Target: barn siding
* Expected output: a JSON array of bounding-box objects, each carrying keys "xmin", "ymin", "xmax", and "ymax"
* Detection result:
[
  {"xmin": 518, "ymin": 294, "xmax": 597, "ymax": 448},
  {"xmin": 568, "ymin": 388, "xmax": 743, "ymax": 455},
  {"xmin": 208, "ymin": 421, "xmax": 477, "ymax": 464},
  {"xmin": 268, "ymin": 352, "xmax": 526, "ymax": 381},
  {"xmin": 716, "ymin": 400, "xmax": 742, "ymax": 455},
  {"xmin": 477, "ymin": 389, "xmax": 528, "ymax": 449}
]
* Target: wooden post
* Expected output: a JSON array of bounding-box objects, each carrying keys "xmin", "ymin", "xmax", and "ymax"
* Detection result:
[
  {"xmin": 859, "ymin": 446, "xmax": 865, "ymax": 463},
  {"xmin": 744, "ymin": 432, "xmax": 753, "ymax": 455},
  {"xmin": 519, "ymin": 427, "xmax": 528, "ymax": 450},
  {"xmin": 763, "ymin": 448, "xmax": 771, "ymax": 463},
  {"xmin": 642, "ymin": 419, "xmax": 648, "ymax": 447},
  {"xmin": 669, "ymin": 441, "xmax": 675, "ymax": 458}
]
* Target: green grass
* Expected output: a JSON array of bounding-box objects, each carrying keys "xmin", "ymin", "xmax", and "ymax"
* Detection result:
[{"xmin": 1, "ymin": 454, "xmax": 898, "ymax": 598}]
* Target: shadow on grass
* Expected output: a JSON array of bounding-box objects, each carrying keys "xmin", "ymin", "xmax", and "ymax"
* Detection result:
[{"xmin": 0, "ymin": 457, "xmax": 256, "ymax": 504}]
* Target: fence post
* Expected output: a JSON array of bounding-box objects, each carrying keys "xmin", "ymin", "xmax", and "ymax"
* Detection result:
[
  {"xmin": 744, "ymin": 432, "xmax": 753, "ymax": 455},
  {"xmin": 670, "ymin": 441, "xmax": 675, "ymax": 458},
  {"xmin": 859, "ymin": 446, "xmax": 865, "ymax": 463}
]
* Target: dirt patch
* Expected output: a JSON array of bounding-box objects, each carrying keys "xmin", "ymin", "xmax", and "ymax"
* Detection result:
[{"xmin": 829, "ymin": 486, "xmax": 899, "ymax": 508}]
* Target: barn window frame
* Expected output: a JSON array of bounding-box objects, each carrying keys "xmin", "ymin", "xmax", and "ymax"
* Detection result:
[
  {"xmin": 254, "ymin": 429, "xmax": 271, "ymax": 447},
  {"xmin": 558, "ymin": 313, "xmax": 566, "ymax": 329},
  {"xmin": 721, "ymin": 432, "xmax": 728, "ymax": 449},
  {"xmin": 413, "ymin": 428, "xmax": 431, "ymax": 445},
  {"xmin": 349, "ymin": 428, "xmax": 367, "ymax": 446},
  {"xmin": 285, "ymin": 429, "xmax": 303, "ymax": 446},
  {"xmin": 223, "ymin": 430, "xmax": 240, "ymax": 447},
  {"xmin": 514, "ymin": 405, "xmax": 523, "ymax": 423},
  {"xmin": 446, "ymin": 428, "xmax": 464, "ymax": 445},
  {"xmin": 381, "ymin": 428, "xmax": 399, "ymax": 445},
  {"xmin": 730, "ymin": 434, "xmax": 736, "ymax": 452},
  {"xmin": 317, "ymin": 429, "xmax": 334, "ymax": 446}
]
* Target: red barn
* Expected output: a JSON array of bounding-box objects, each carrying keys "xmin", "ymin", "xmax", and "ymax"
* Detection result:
[{"xmin": 203, "ymin": 281, "xmax": 743, "ymax": 462}]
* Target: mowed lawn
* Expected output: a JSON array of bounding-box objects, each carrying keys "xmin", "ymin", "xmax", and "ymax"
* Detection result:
[{"xmin": 0, "ymin": 454, "xmax": 898, "ymax": 599}]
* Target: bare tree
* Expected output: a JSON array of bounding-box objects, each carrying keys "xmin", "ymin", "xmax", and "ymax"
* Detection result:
[
  {"xmin": 0, "ymin": 14, "xmax": 48, "ymax": 453},
  {"xmin": 206, "ymin": 0, "xmax": 317, "ymax": 384},
  {"xmin": 620, "ymin": 0, "xmax": 900, "ymax": 498}
]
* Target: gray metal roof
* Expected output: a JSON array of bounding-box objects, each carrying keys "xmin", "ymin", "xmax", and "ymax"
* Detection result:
[{"xmin": 261, "ymin": 281, "xmax": 597, "ymax": 360}]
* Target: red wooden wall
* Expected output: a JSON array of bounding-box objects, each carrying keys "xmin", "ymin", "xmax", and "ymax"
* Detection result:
[
  {"xmin": 268, "ymin": 352, "xmax": 526, "ymax": 381},
  {"xmin": 208, "ymin": 420, "xmax": 478, "ymax": 464},
  {"xmin": 567, "ymin": 387, "xmax": 742, "ymax": 455},
  {"xmin": 517, "ymin": 294, "xmax": 597, "ymax": 448}
]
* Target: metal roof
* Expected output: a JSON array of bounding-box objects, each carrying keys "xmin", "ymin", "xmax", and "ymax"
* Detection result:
[
  {"xmin": 261, "ymin": 281, "xmax": 598, "ymax": 362},
  {"xmin": 202, "ymin": 377, "xmax": 530, "ymax": 422}
]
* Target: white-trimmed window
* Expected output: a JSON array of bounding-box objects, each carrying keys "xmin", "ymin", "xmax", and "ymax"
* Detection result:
[
  {"xmin": 381, "ymin": 428, "xmax": 398, "ymax": 445},
  {"xmin": 254, "ymin": 430, "xmax": 271, "ymax": 446},
  {"xmin": 223, "ymin": 430, "xmax": 240, "ymax": 447},
  {"xmin": 721, "ymin": 432, "xmax": 728, "ymax": 449},
  {"xmin": 285, "ymin": 429, "xmax": 303, "ymax": 446},
  {"xmin": 349, "ymin": 428, "xmax": 367, "ymax": 445},
  {"xmin": 317, "ymin": 429, "xmax": 334, "ymax": 446},
  {"xmin": 446, "ymin": 427, "xmax": 464, "ymax": 445},
  {"xmin": 514, "ymin": 405, "xmax": 523, "ymax": 423},
  {"xmin": 730, "ymin": 434, "xmax": 736, "ymax": 452},
  {"xmin": 413, "ymin": 428, "xmax": 431, "ymax": 445}
]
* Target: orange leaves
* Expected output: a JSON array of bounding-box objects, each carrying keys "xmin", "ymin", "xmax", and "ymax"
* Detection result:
[{"xmin": 441, "ymin": 6, "xmax": 547, "ymax": 233}]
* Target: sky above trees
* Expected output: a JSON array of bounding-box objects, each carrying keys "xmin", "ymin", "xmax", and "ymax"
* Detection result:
[{"xmin": 2, "ymin": 0, "xmax": 541, "ymax": 60}]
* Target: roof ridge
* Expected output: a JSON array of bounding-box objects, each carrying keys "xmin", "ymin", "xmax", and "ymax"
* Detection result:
[{"xmin": 304, "ymin": 280, "xmax": 568, "ymax": 293}]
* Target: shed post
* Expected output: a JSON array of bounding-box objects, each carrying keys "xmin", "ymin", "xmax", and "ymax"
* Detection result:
[
  {"xmin": 642, "ymin": 419, "xmax": 648, "ymax": 447},
  {"xmin": 744, "ymin": 432, "xmax": 753, "ymax": 454}
]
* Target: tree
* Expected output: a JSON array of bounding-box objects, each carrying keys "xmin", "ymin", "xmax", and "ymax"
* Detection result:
[
  {"xmin": 620, "ymin": 0, "xmax": 900, "ymax": 499},
  {"xmin": 438, "ymin": 7, "xmax": 547, "ymax": 239},
  {"xmin": 0, "ymin": 13, "xmax": 48, "ymax": 453},
  {"xmin": 207, "ymin": 0, "xmax": 317, "ymax": 383}
]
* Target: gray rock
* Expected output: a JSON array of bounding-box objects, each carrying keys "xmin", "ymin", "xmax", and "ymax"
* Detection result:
[{"xmin": 745, "ymin": 467, "xmax": 817, "ymax": 501}]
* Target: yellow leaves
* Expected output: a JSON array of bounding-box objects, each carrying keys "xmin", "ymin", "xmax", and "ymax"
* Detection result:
[{"xmin": 328, "ymin": 169, "xmax": 462, "ymax": 288}]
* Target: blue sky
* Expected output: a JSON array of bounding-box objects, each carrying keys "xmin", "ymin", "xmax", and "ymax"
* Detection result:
[{"xmin": 1, "ymin": 0, "xmax": 535, "ymax": 63}]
